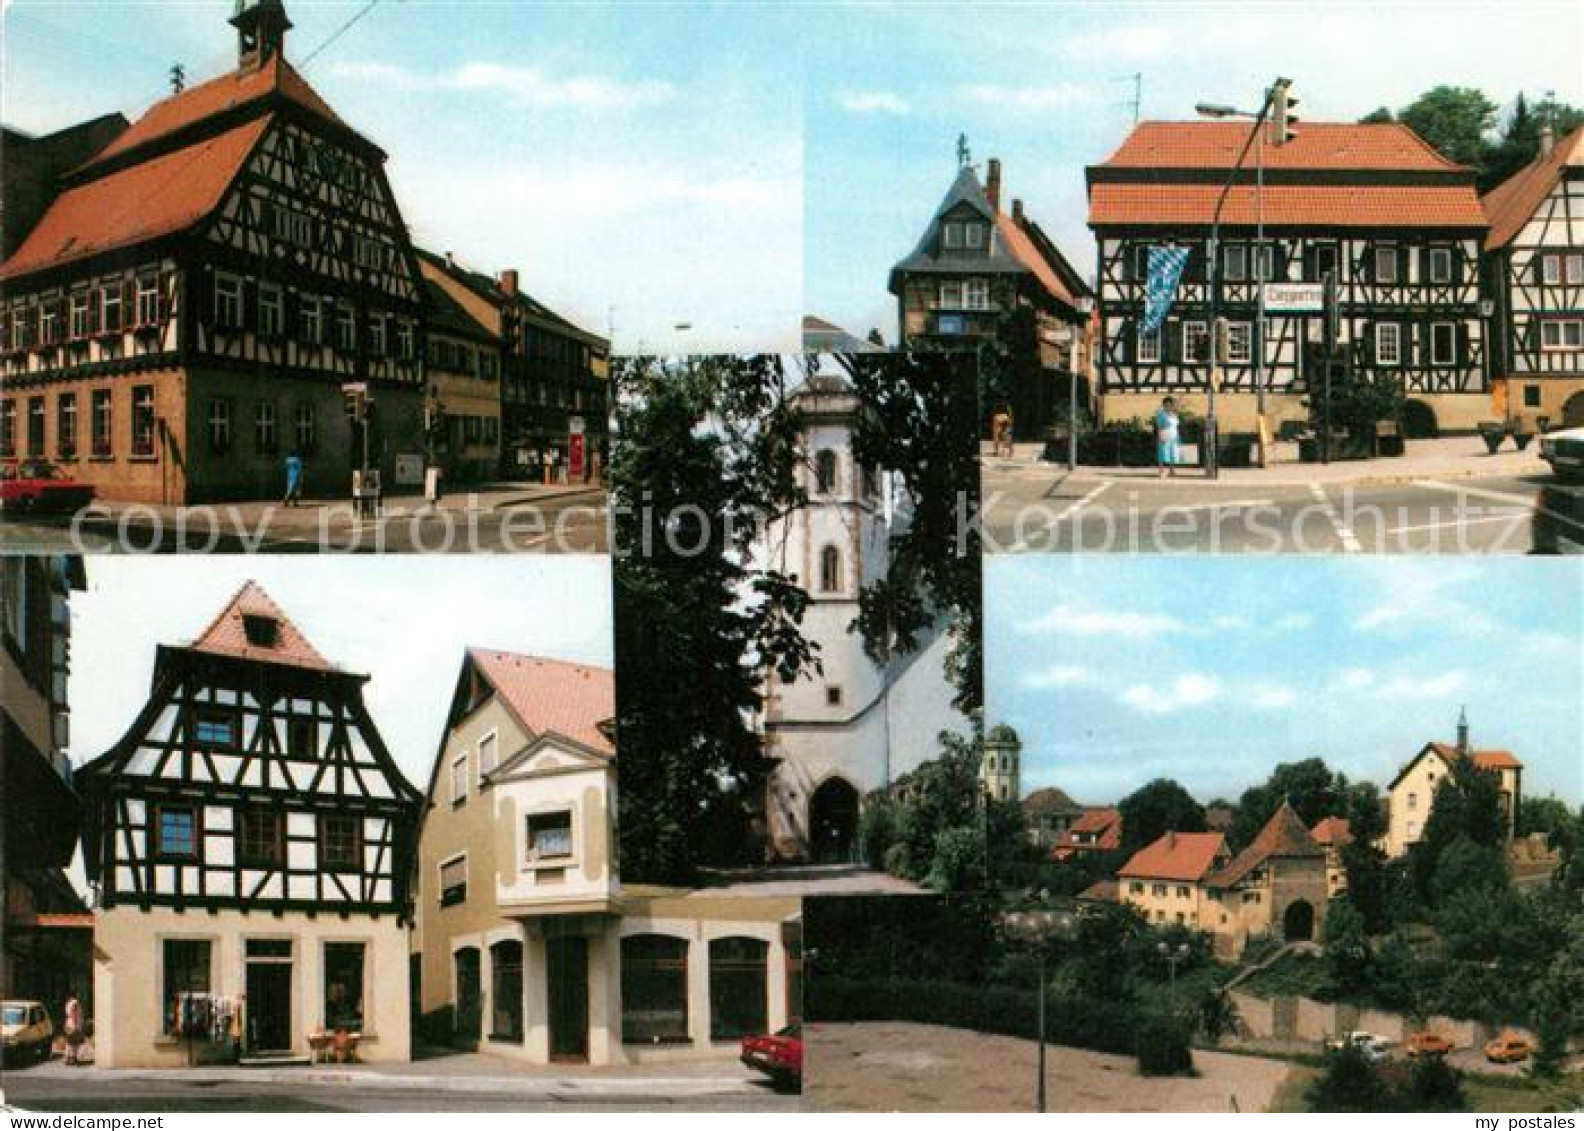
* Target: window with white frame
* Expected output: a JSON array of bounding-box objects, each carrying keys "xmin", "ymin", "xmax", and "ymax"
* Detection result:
[
  {"xmin": 335, "ymin": 305, "xmax": 355, "ymax": 351},
  {"xmin": 964, "ymin": 278, "xmax": 990, "ymax": 310},
  {"xmin": 39, "ymin": 302, "xmax": 58, "ymax": 345},
  {"xmin": 1567, "ymin": 254, "xmax": 1584, "ymax": 285},
  {"xmin": 942, "ymin": 221, "xmax": 963, "ymax": 249},
  {"xmin": 1374, "ymin": 247, "xmax": 1399, "ymax": 284},
  {"xmin": 1541, "ymin": 255, "xmax": 1561, "ymax": 285},
  {"xmin": 1224, "ymin": 245, "xmax": 1248, "ymax": 282},
  {"xmin": 1253, "ymin": 244, "xmax": 1275, "ymax": 282},
  {"xmin": 259, "ymin": 285, "xmax": 283, "ymax": 337},
  {"xmin": 69, "ymin": 293, "xmax": 90, "ymax": 339},
  {"xmin": 478, "ymin": 732, "xmax": 498, "ymax": 777},
  {"xmin": 215, "ymin": 274, "xmax": 242, "ymax": 329},
  {"xmin": 255, "ymin": 400, "xmax": 278, "ymax": 454},
  {"xmin": 1183, "ymin": 321, "xmax": 1209, "ymax": 363},
  {"xmin": 1429, "ymin": 248, "xmax": 1453, "ymax": 284},
  {"xmin": 136, "ymin": 277, "xmax": 160, "ymax": 326},
  {"xmin": 965, "ymin": 222, "xmax": 985, "ymax": 249},
  {"xmin": 1430, "ymin": 322, "xmax": 1456, "ymax": 366},
  {"xmin": 369, "ymin": 315, "xmax": 387, "ymax": 357},
  {"xmin": 1, "ymin": 400, "xmax": 17, "ymax": 457},
  {"xmin": 101, "ymin": 284, "xmax": 123, "ymax": 333},
  {"xmin": 1541, "ymin": 320, "xmax": 1584, "ymax": 350},
  {"xmin": 525, "ymin": 811, "xmax": 573, "ymax": 863},
  {"xmin": 396, "ymin": 320, "xmax": 414, "ymax": 360},
  {"xmin": 451, "ymin": 752, "xmax": 469, "ymax": 805},
  {"xmin": 939, "ymin": 280, "xmax": 963, "ymax": 309},
  {"xmin": 439, "ymin": 854, "xmax": 467, "ymax": 906},
  {"xmin": 1227, "ymin": 321, "xmax": 1253, "ymax": 364},
  {"xmin": 208, "ymin": 397, "xmax": 232, "ymax": 452},
  {"xmin": 1376, "ymin": 323, "xmax": 1402, "ymax": 365},
  {"xmin": 296, "ymin": 402, "xmax": 317, "ymax": 453},
  {"xmin": 131, "ymin": 386, "xmax": 155, "ymax": 456},
  {"xmin": 1137, "ymin": 324, "xmax": 1162, "ymax": 363},
  {"xmin": 300, "ymin": 295, "xmax": 322, "ymax": 344}
]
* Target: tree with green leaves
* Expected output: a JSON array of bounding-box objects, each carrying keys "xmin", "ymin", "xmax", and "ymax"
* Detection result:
[
  {"xmin": 610, "ymin": 355, "xmax": 818, "ymax": 883},
  {"xmin": 1412, "ymin": 752, "xmax": 1507, "ymax": 898},
  {"xmin": 1341, "ymin": 781, "xmax": 1392, "ymax": 933},
  {"xmin": 1323, "ymin": 896, "xmax": 1373, "ymax": 997},
  {"xmin": 843, "ymin": 351, "xmax": 983, "ymax": 715},
  {"xmin": 1118, "ymin": 778, "xmax": 1207, "ymax": 856},
  {"xmin": 1396, "ymin": 86, "xmax": 1498, "ymax": 169},
  {"xmin": 1307, "ymin": 1044, "xmax": 1395, "ymax": 1112},
  {"xmin": 1229, "ymin": 758, "xmax": 1346, "ymax": 850}
]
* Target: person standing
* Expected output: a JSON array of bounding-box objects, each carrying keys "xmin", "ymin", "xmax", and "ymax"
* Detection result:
[
  {"xmin": 283, "ymin": 450, "xmax": 303, "ymax": 507},
  {"xmin": 990, "ymin": 405, "xmax": 1014, "ymax": 458},
  {"xmin": 62, "ymin": 988, "xmax": 83, "ymax": 1065},
  {"xmin": 1155, "ymin": 396, "xmax": 1180, "ymax": 478}
]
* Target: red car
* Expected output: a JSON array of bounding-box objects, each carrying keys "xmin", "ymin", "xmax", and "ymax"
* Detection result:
[
  {"xmin": 740, "ymin": 1024, "xmax": 802, "ymax": 1092},
  {"xmin": 1, "ymin": 460, "xmax": 95, "ymax": 515}
]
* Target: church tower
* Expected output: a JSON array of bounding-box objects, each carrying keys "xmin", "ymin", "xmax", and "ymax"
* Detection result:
[
  {"xmin": 231, "ymin": 0, "xmax": 292, "ymax": 72},
  {"xmin": 982, "ymin": 724, "xmax": 1022, "ymax": 803}
]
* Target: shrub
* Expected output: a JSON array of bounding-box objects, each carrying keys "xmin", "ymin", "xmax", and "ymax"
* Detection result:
[
  {"xmin": 1400, "ymin": 399, "xmax": 1439, "ymax": 439},
  {"xmin": 1133, "ymin": 1010, "xmax": 1195, "ymax": 1077},
  {"xmin": 1405, "ymin": 1055, "xmax": 1468, "ymax": 1112},
  {"xmin": 882, "ymin": 840, "xmax": 913, "ymax": 880},
  {"xmin": 1306, "ymin": 1044, "xmax": 1395, "ymax": 1112}
]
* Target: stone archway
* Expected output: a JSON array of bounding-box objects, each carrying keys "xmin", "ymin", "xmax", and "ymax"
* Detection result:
[
  {"xmin": 1283, "ymin": 899, "xmax": 1316, "ymax": 942},
  {"xmin": 809, "ymin": 777, "xmax": 860, "ymax": 865},
  {"xmin": 1562, "ymin": 391, "xmax": 1584, "ymax": 428}
]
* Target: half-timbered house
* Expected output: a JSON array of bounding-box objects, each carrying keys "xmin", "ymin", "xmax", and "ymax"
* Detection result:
[
  {"xmin": 890, "ymin": 155, "xmax": 1092, "ymax": 439},
  {"xmin": 1087, "ymin": 121, "xmax": 1490, "ymax": 434},
  {"xmin": 1481, "ymin": 125, "xmax": 1584, "ymax": 427},
  {"xmin": 76, "ymin": 581, "xmax": 424, "ymax": 1067},
  {"xmin": 417, "ymin": 266, "xmax": 502, "ymax": 485},
  {"xmin": 0, "ymin": 0, "xmax": 427, "ymax": 503},
  {"xmin": 412, "ymin": 649, "xmax": 800, "ymax": 1066}
]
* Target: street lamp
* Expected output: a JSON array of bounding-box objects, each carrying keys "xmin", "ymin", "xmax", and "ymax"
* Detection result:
[
  {"xmin": 1001, "ymin": 906, "xmax": 1079, "ymax": 1114},
  {"xmin": 1157, "ymin": 940, "xmax": 1192, "ymax": 1003},
  {"xmin": 1196, "ymin": 79, "xmax": 1296, "ymax": 472}
]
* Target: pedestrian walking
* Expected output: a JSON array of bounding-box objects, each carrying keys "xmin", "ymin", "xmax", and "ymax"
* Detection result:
[
  {"xmin": 62, "ymin": 988, "xmax": 83, "ymax": 1065},
  {"xmin": 1155, "ymin": 396, "xmax": 1180, "ymax": 478},
  {"xmin": 283, "ymin": 450, "xmax": 303, "ymax": 507},
  {"xmin": 991, "ymin": 405, "xmax": 1014, "ymax": 458}
]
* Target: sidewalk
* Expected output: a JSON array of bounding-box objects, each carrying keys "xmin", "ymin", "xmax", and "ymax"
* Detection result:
[
  {"xmin": 20, "ymin": 1046, "xmax": 761, "ymax": 1096},
  {"xmin": 983, "ymin": 436, "xmax": 1548, "ymax": 488},
  {"xmin": 73, "ymin": 481, "xmax": 604, "ymax": 524}
]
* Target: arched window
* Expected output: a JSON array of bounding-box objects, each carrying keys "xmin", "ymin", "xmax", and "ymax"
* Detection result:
[
  {"xmin": 709, "ymin": 936, "xmax": 768, "ymax": 1039},
  {"xmin": 819, "ymin": 545, "xmax": 841, "ymax": 593},
  {"xmin": 489, "ymin": 939, "xmax": 523, "ymax": 1042},
  {"xmin": 814, "ymin": 449, "xmax": 838, "ymax": 494},
  {"xmin": 621, "ymin": 934, "xmax": 689, "ymax": 1043}
]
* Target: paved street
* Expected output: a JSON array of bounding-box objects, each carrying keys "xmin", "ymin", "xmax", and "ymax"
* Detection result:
[
  {"xmin": 982, "ymin": 439, "xmax": 1578, "ymax": 553},
  {"xmin": 0, "ymin": 485, "xmax": 608, "ymax": 554},
  {"xmin": 804, "ymin": 1021, "xmax": 1290, "ymax": 1113},
  {"xmin": 0, "ymin": 1053, "xmax": 795, "ymax": 1113}
]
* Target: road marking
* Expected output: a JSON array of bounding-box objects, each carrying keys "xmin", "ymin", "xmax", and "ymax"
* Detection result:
[
  {"xmin": 1386, "ymin": 513, "xmax": 1531, "ymax": 535},
  {"xmin": 1418, "ymin": 477, "xmax": 1584, "ymax": 533},
  {"xmin": 1308, "ymin": 483, "xmax": 1361, "ymax": 553},
  {"xmin": 1153, "ymin": 498, "xmax": 1275, "ymax": 514},
  {"xmin": 1010, "ymin": 481, "xmax": 1112, "ymax": 552}
]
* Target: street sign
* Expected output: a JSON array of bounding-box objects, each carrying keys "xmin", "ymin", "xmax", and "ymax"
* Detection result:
[
  {"xmin": 1263, "ymin": 283, "xmax": 1325, "ymax": 313},
  {"xmin": 568, "ymin": 416, "xmax": 586, "ymax": 436}
]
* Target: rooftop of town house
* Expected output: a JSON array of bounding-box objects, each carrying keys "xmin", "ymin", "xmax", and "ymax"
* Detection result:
[
  {"xmin": 1481, "ymin": 125, "xmax": 1584, "ymax": 248},
  {"xmin": 186, "ymin": 579, "xmax": 339, "ymax": 673},
  {"xmin": 467, "ymin": 647, "xmax": 615, "ymax": 758},
  {"xmin": 1206, "ymin": 801, "xmax": 1324, "ymax": 889},
  {"xmin": 1118, "ymin": 829, "xmax": 1227, "ymax": 882}
]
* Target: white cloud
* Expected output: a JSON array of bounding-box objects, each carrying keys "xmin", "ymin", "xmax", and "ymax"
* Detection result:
[
  {"xmin": 330, "ymin": 60, "xmax": 673, "ymax": 111},
  {"xmin": 1337, "ymin": 668, "xmax": 1375, "ymax": 691},
  {"xmin": 1024, "ymin": 603, "xmax": 1184, "ymax": 639},
  {"xmin": 1250, "ymin": 683, "xmax": 1298, "ymax": 710},
  {"xmin": 1049, "ymin": 23, "xmax": 1177, "ymax": 63},
  {"xmin": 960, "ymin": 82, "xmax": 1095, "ymax": 112},
  {"xmin": 1023, "ymin": 664, "xmax": 1092, "ymax": 689},
  {"xmin": 1375, "ymin": 671, "xmax": 1471, "ymax": 700},
  {"xmin": 1352, "ymin": 561, "xmax": 1495, "ymax": 635},
  {"xmin": 1273, "ymin": 612, "xmax": 1314, "ymax": 632},
  {"xmin": 1120, "ymin": 673, "xmax": 1221, "ymax": 715},
  {"xmin": 842, "ymin": 91, "xmax": 909, "ymax": 115}
]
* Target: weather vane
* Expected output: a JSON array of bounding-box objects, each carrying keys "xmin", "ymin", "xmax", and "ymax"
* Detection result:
[{"xmin": 956, "ymin": 132, "xmax": 972, "ymax": 170}]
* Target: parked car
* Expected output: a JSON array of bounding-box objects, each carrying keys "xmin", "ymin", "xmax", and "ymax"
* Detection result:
[
  {"xmin": 1532, "ymin": 480, "xmax": 1584, "ymax": 554},
  {"xmin": 1484, "ymin": 1031, "xmax": 1535, "ymax": 1064},
  {"xmin": 0, "ymin": 460, "xmax": 95, "ymax": 515},
  {"xmin": 1326, "ymin": 1030, "xmax": 1392, "ymax": 1061},
  {"xmin": 1, "ymin": 1000, "xmax": 54, "ymax": 1066},
  {"xmin": 1539, "ymin": 425, "xmax": 1584, "ymax": 483},
  {"xmin": 740, "ymin": 1024, "xmax": 802, "ymax": 1091},
  {"xmin": 1405, "ymin": 1031, "xmax": 1454, "ymax": 1058}
]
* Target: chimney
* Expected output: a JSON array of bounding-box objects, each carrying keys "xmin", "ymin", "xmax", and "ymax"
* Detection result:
[
  {"xmin": 1456, "ymin": 706, "xmax": 1470, "ymax": 757},
  {"xmin": 1539, "ymin": 120, "xmax": 1556, "ymax": 158},
  {"xmin": 986, "ymin": 157, "xmax": 1002, "ymax": 212},
  {"xmin": 499, "ymin": 269, "xmax": 519, "ymax": 296},
  {"xmin": 1012, "ymin": 198, "xmax": 1024, "ymax": 223},
  {"xmin": 1166, "ymin": 830, "xmax": 1177, "ymax": 850}
]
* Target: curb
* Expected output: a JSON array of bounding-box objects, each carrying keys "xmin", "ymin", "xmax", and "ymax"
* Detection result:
[
  {"xmin": 20, "ymin": 1065, "xmax": 760, "ymax": 1096},
  {"xmin": 989, "ymin": 460, "xmax": 1548, "ymax": 491}
]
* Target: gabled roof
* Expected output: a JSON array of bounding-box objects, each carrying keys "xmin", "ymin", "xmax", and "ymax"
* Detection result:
[
  {"xmin": 80, "ymin": 54, "xmax": 343, "ymax": 173},
  {"xmin": 1118, "ymin": 829, "xmax": 1226, "ymax": 882},
  {"xmin": 1023, "ymin": 786, "xmax": 1083, "ymax": 814},
  {"xmin": 890, "ymin": 163, "xmax": 1087, "ymax": 314},
  {"xmin": 1310, "ymin": 815, "xmax": 1353, "ymax": 848},
  {"xmin": 1208, "ymin": 802, "xmax": 1323, "ymax": 889},
  {"xmin": 802, "ymin": 315, "xmax": 885, "ymax": 353},
  {"xmin": 1088, "ymin": 184, "xmax": 1486, "ymax": 229},
  {"xmin": 467, "ymin": 648, "xmax": 614, "ymax": 759},
  {"xmin": 415, "ymin": 247, "xmax": 608, "ymax": 350},
  {"xmin": 1094, "ymin": 121, "xmax": 1466, "ymax": 172},
  {"xmin": 185, "ymin": 580, "xmax": 338, "ymax": 672},
  {"xmin": 1482, "ymin": 127, "xmax": 1584, "ymax": 248},
  {"xmin": 422, "ymin": 275, "xmax": 498, "ymax": 345},
  {"xmin": 0, "ymin": 117, "xmax": 270, "ymax": 280},
  {"xmin": 1388, "ymin": 739, "xmax": 1523, "ymax": 790}
]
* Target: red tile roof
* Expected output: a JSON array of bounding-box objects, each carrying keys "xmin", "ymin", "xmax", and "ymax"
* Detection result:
[
  {"xmin": 1209, "ymin": 803, "xmax": 1323, "ymax": 889},
  {"xmin": 1309, "ymin": 815, "xmax": 1353, "ymax": 848},
  {"xmin": 1426, "ymin": 741, "xmax": 1523, "ymax": 771},
  {"xmin": 1482, "ymin": 127, "xmax": 1584, "ymax": 248},
  {"xmin": 996, "ymin": 213, "xmax": 1082, "ymax": 308},
  {"xmin": 1089, "ymin": 183, "xmax": 1486, "ymax": 229},
  {"xmin": 470, "ymin": 648, "xmax": 615, "ymax": 758},
  {"xmin": 1118, "ymin": 830, "xmax": 1226, "ymax": 882},
  {"xmin": 1097, "ymin": 121, "xmax": 1464, "ymax": 172},
  {"xmin": 187, "ymin": 580, "xmax": 337, "ymax": 672},
  {"xmin": 0, "ymin": 117, "xmax": 268, "ymax": 280},
  {"xmin": 1069, "ymin": 807, "xmax": 1121, "ymax": 835},
  {"xmin": 83, "ymin": 55, "xmax": 341, "ymax": 170}
]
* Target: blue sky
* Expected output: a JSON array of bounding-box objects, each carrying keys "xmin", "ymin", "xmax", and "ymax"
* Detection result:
[
  {"xmin": 67, "ymin": 556, "xmax": 613, "ymax": 789},
  {"xmin": 805, "ymin": 1, "xmax": 1584, "ymax": 343},
  {"xmin": 986, "ymin": 556, "xmax": 1583, "ymax": 808},
  {"xmin": 3, "ymin": 0, "xmax": 806, "ymax": 354}
]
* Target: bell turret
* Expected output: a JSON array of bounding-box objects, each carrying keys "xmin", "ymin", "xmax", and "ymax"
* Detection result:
[{"xmin": 231, "ymin": 0, "xmax": 292, "ymax": 72}]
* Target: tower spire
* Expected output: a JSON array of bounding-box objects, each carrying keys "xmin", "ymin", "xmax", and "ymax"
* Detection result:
[
  {"xmin": 231, "ymin": 0, "xmax": 292, "ymax": 72},
  {"xmin": 1456, "ymin": 706, "xmax": 1470, "ymax": 756}
]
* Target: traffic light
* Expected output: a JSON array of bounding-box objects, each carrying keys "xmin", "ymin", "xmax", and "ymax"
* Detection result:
[
  {"xmin": 1323, "ymin": 271, "xmax": 1340, "ymax": 350},
  {"xmin": 1269, "ymin": 79, "xmax": 1299, "ymax": 146}
]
